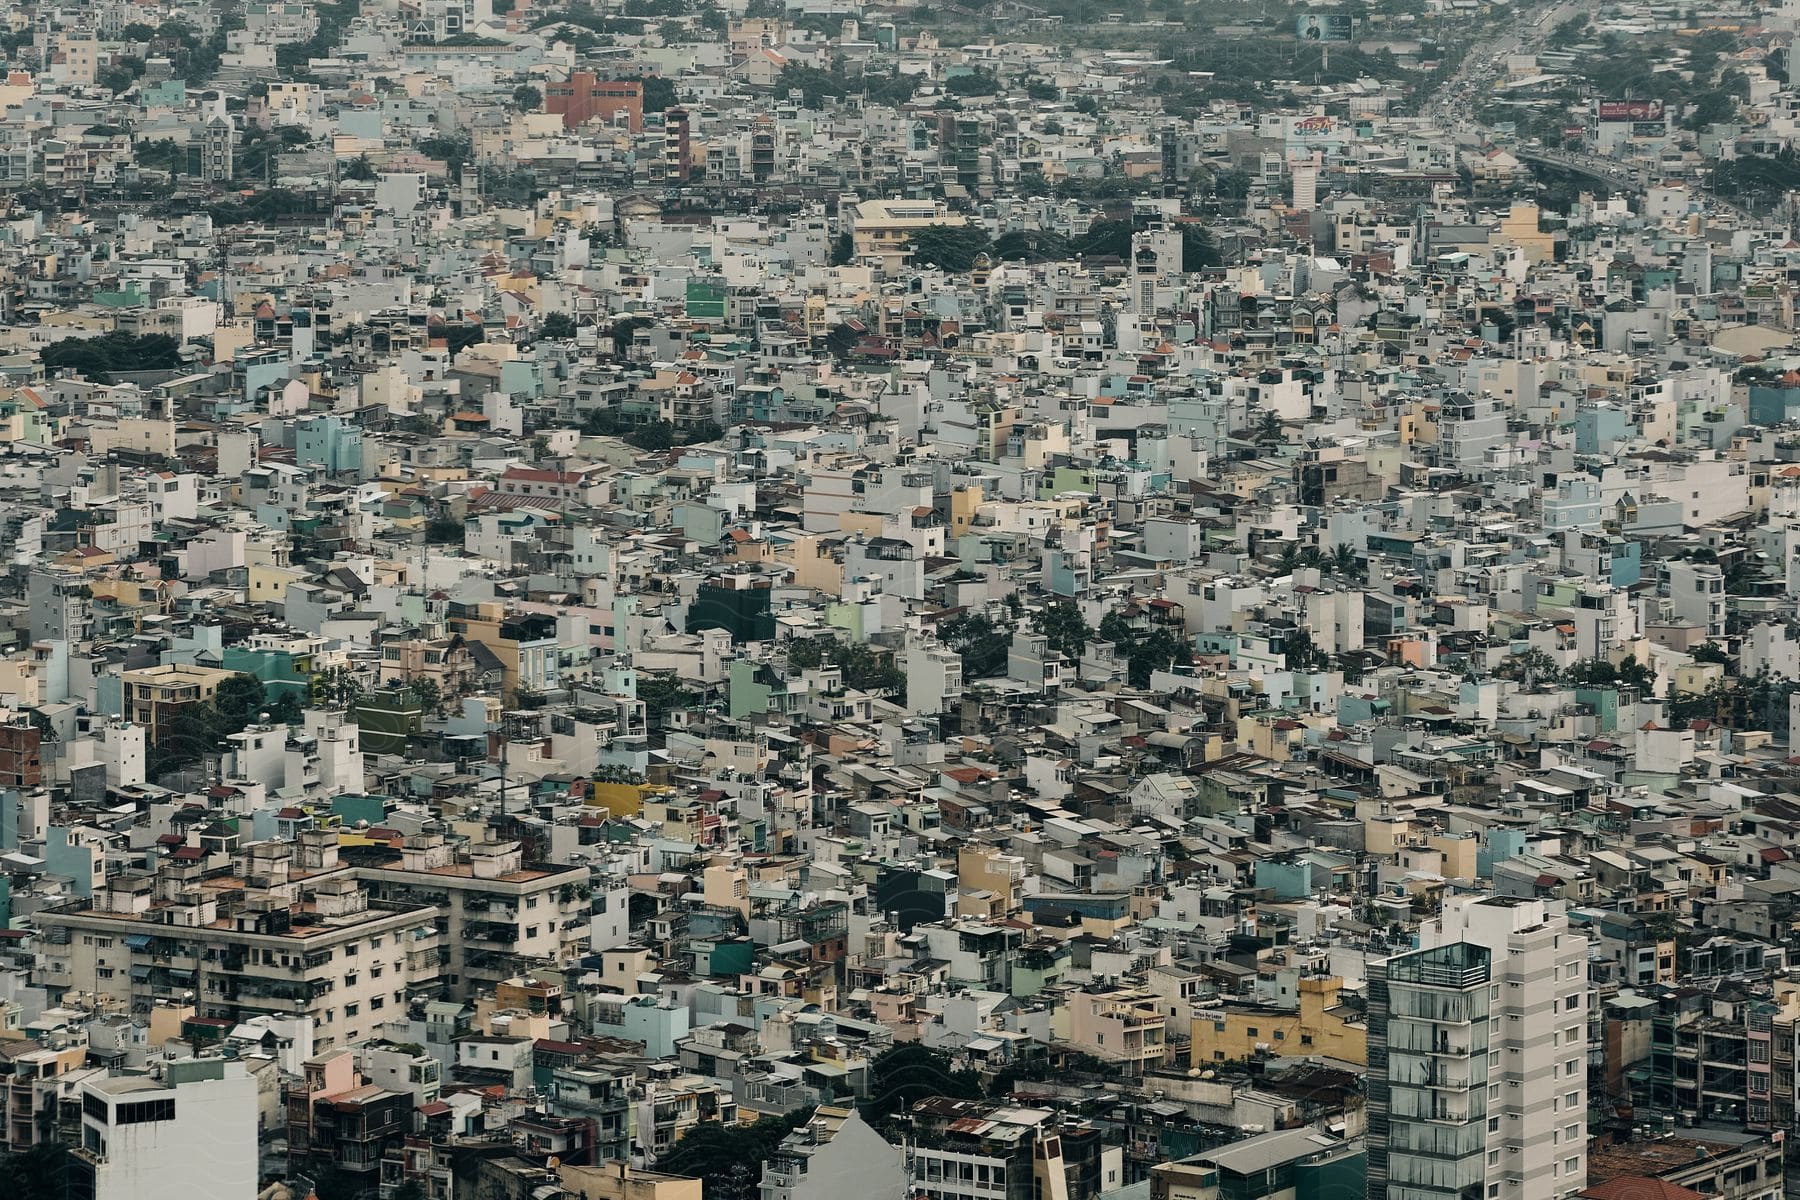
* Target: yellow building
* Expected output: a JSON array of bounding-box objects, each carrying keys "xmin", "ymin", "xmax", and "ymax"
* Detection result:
[
  {"xmin": 585, "ymin": 780, "xmax": 665, "ymax": 818},
  {"xmin": 558, "ymin": 1164, "xmax": 700, "ymax": 1200},
  {"xmin": 849, "ymin": 199, "xmax": 968, "ymax": 273},
  {"xmin": 702, "ymin": 861, "xmax": 749, "ymax": 920},
  {"xmin": 1495, "ymin": 202, "xmax": 1556, "ymax": 264},
  {"xmin": 776, "ymin": 532, "xmax": 845, "ymax": 596},
  {"xmin": 1188, "ymin": 976, "xmax": 1366, "ymax": 1066},
  {"xmin": 118, "ymin": 663, "xmax": 237, "ymax": 744},
  {"xmin": 957, "ymin": 845, "xmax": 1025, "ymax": 920}
]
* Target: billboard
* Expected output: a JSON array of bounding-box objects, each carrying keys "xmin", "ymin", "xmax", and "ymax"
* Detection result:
[
  {"xmin": 1296, "ymin": 12, "xmax": 1354, "ymax": 41},
  {"xmin": 1597, "ymin": 99, "xmax": 1663, "ymax": 122}
]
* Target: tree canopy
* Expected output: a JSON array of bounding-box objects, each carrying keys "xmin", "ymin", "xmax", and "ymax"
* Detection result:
[
  {"xmin": 41, "ymin": 332, "xmax": 182, "ymax": 383},
  {"xmin": 907, "ymin": 224, "xmax": 990, "ymax": 273},
  {"xmin": 657, "ymin": 1109, "xmax": 815, "ymax": 1200}
]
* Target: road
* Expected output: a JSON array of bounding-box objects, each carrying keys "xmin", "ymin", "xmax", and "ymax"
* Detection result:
[
  {"xmin": 1420, "ymin": 0, "xmax": 1751, "ymax": 222},
  {"xmin": 1421, "ymin": 0, "xmax": 1584, "ymax": 133}
]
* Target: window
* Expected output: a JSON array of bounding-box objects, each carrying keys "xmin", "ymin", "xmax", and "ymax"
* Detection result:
[
  {"xmin": 345, "ymin": 1003, "xmax": 359, "ymax": 1017},
  {"xmin": 114, "ymin": 1098, "xmax": 176, "ymax": 1125}
]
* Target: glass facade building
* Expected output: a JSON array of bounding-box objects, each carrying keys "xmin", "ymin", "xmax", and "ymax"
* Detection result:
[{"xmin": 1368, "ymin": 941, "xmax": 1492, "ymax": 1200}]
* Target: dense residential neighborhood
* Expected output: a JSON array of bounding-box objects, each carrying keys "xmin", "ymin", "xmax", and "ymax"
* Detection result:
[{"xmin": 5, "ymin": 0, "xmax": 1800, "ymax": 1199}]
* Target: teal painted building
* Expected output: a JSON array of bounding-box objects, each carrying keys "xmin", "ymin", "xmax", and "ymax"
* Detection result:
[{"xmin": 295, "ymin": 414, "xmax": 364, "ymax": 475}]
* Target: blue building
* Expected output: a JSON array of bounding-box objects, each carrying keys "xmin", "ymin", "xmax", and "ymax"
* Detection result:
[
  {"xmin": 295, "ymin": 414, "xmax": 364, "ymax": 475},
  {"xmin": 1749, "ymin": 374, "xmax": 1800, "ymax": 427}
]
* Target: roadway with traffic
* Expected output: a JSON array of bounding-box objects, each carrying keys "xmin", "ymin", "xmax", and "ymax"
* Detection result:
[{"xmin": 1419, "ymin": 0, "xmax": 1750, "ymax": 223}]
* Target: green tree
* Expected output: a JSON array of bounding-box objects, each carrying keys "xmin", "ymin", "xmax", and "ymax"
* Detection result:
[
  {"xmin": 98, "ymin": 59, "xmax": 143, "ymax": 94},
  {"xmin": 440, "ymin": 321, "xmax": 485, "ymax": 356},
  {"xmin": 637, "ymin": 674, "xmax": 695, "ymax": 725},
  {"xmin": 417, "ymin": 132, "xmax": 473, "ymax": 174},
  {"xmin": 1283, "ymin": 629, "xmax": 1329, "ymax": 673},
  {"xmin": 658, "ymin": 1110, "xmax": 814, "ymax": 1200},
  {"xmin": 641, "ymin": 74, "xmax": 677, "ymax": 112},
  {"xmin": 611, "ymin": 314, "xmax": 656, "ymax": 357},
  {"xmin": 1684, "ymin": 89, "xmax": 1737, "ymax": 130},
  {"xmin": 946, "ymin": 71, "xmax": 999, "ymax": 96},
  {"xmin": 513, "ymin": 83, "xmax": 543, "ymax": 110},
  {"xmin": 344, "ymin": 154, "xmax": 376, "ymax": 180},
  {"xmin": 823, "ymin": 322, "xmax": 861, "ymax": 360},
  {"xmin": 310, "ymin": 665, "xmax": 363, "ymax": 711},
  {"xmin": 907, "ymin": 224, "xmax": 991, "ymax": 272},
  {"xmin": 1098, "ymin": 612, "xmax": 1195, "ymax": 688},
  {"xmin": 1036, "ymin": 600, "xmax": 1091, "ymax": 659},
  {"xmin": 0, "ymin": 1141, "xmax": 81, "ymax": 1200},
  {"xmin": 993, "ymin": 230, "xmax": 1058, "ymax": 260},
  {"xmin": 1691, "ymin": 642, "xmax": 1731, "ymax": 665},
  {"xmin": 625, "ymin": 421, "xmax": 675, "ymax": 451},
  {"xmin": 540, "ymin": 311, "xmax": 577, "ymax": 339},
  {"xmin": 406, "ymin": 676, "xmax": 444, "ymax": 716},
  {"xmin": 939, "ymin": 610, "xmax": 1013, "ymax": 679},
  {"xmin": 1180, "ymin": 223, "xmax": 1218, "ymax": 271},
  {"xmin": 1212, "ymin": 168, "xmax": 1252, "ymax": 201},
  {"xmin": 862, "ymin": 1043, "xmax": 984, "ymax": 1130},
  {"xmin": 1078, "ymin": 218, "xmax": 1134, "ymax": 259},
  {"xmin": 266, "ymin": 690, "xmax": 306, "ymax": 726},
  {"xmin": 830, "ymin": 232, "xmax": 854, "ymax": 265},
  {"xmin": 41, "ymin": 332, "xmax": 182, "ymax": 383},
  {"xmin": 212, "ymin": 673, "xmax": 269, "ymax": 734},
  {"xmin": 781, "ymin": 637, "xmax": 903, "ymax": 693}
]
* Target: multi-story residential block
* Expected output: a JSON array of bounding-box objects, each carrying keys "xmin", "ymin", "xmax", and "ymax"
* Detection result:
[{"xmin": 34, "ymin": 838, "xmax": 442, "ymax": 1051}]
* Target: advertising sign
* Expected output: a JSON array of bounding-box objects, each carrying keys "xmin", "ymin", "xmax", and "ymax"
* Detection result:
[
  {"xmin": 1296, "ymin": 12, "xmax": 1354, "ymax": 41},
  {"xmin": 1597, "ymin": 99, "xmax": 1663, "ymax": 122}
]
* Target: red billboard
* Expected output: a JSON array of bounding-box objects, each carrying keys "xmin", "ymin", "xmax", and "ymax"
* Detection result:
[{"xmin": 1597, "ymin": 99, "xmax": 1663, "ymax": 122}]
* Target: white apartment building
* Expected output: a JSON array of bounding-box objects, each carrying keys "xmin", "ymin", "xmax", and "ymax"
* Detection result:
[
  {"xmin": 35, "ymin": 838, "xmax": 442, "ymax": 1052},
  {"xmin": 1420, "ymin": 896, "xmax": 1590, "ymax": 1200},
  {"xmin": 352, "ymin": 835, "xmax": 593, "ymax": 999},
  {"xmin": 75, "ymin": 1059, "xmax": 256, "ymax": 1200}
]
